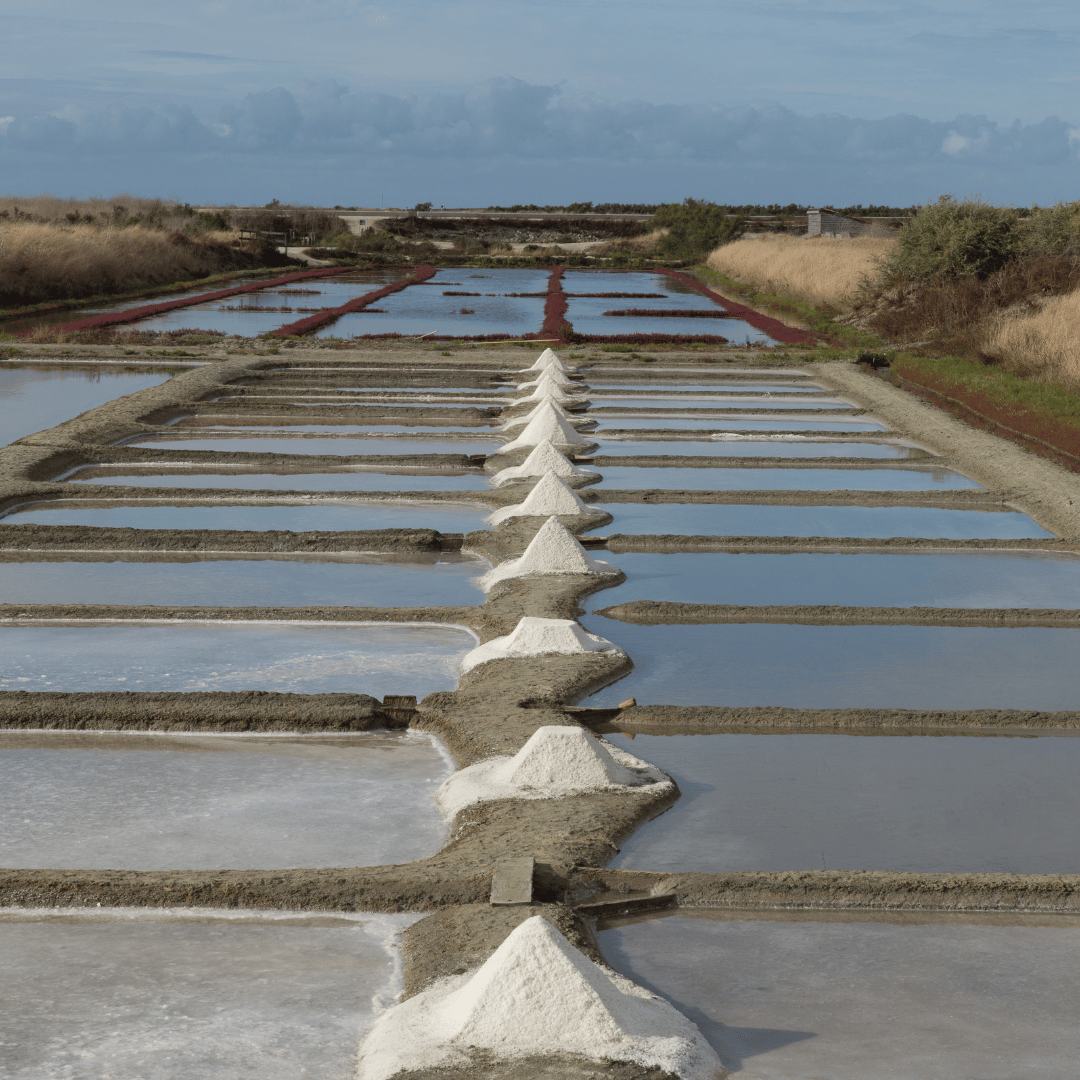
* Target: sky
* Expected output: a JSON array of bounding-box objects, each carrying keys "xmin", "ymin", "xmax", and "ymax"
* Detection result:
[{"xmin": 2, "ymin": 0, "xmax": 1079, "ymax": 207}]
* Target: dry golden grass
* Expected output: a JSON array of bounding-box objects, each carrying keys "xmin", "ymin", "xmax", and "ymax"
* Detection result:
[
  {"xmin": 0, "ymin": 220, "xmax": 249, "ymax": 308},
  {"xmin": 982, "ymin": 289, "xmax": 1080, "ymax": 389},
  {"xmin": 707, "ymin": 235, "xmax": 895, "ymax": 310}
]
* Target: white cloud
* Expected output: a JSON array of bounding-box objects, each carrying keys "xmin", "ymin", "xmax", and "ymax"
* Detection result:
[{"xmin": 942, "ymin": 131, "xmax": 970, "ymax": 154}]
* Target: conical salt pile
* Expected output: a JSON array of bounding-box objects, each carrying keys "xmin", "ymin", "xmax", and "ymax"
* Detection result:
[
  {"xmin": 527, "ymin": 347, "xmax": 571, "ymax": 372},
  {"xmin": 487, "ymin": 471, "xmax": 599, "ymax": 525},
  {"xmin": 491, "ymin": 440, "xmax": 598, "ymax": 486},
  {"xmin": 479, "ymin": 515, "xmax": 615, "ymax": 591},
  {"xmin": 435, "ymin": 724, "xmax": 668, "ymax": 817},
  {"xmin": 460, "ymin": 619, "xmax": 623, "ymax": 673},
  {"xmin": 502, "ymin": 398, "xmax": 591, "ymax": 434},
  {"xmin": 500, "ymin": 402, "xmax": 596, "ymax": 453},
  {"xmin": 518, "ymin": 365, "xmax": 578, "ymax": 391},
  {"xmin": 514, "ymin": 373, "xmax": 581, "ymax": 407},
  {"xmin": 356, "ymin": 916, "xmax": 722, "ymax": 1080}
]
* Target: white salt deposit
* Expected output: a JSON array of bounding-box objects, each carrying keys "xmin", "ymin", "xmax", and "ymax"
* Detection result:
[
  {"xmin": 527, "ymin": 348, "xmax": 573, "ymax": 372},
  {"xmin": 499, "ymin": 404, "xmax": 597, "ymax": 453},
  {"xmin": 486, "ymin": 471, "xmax": 600, "ymax": 525},
  {"xmin": 479, "ymin": 516, "xmax": 616, "ymax": 591},
  {"xmin": 356, "ymin": 915, "xmax": 721, "ymax": 1080},
  {"xmin": 501, "ymin": 399, "xmax": 592, "ymax": 433},
  {"xmin": 514, "ymin": 374, "xmax": 583, "ymax": 407},
  {"xmin": 460, "ymin": 617, "xmax": 624, "ymax": 673},
  {"xmin": 517, "ymin": 366, "xmax": 579, "ymax": 392},
  {"xmin": 491, "ymin": 440, "xmax": 599, "ymax": 486},
  {"xmin": 435, "ymin": 725, "xmax": 669, "ymax": 818}
]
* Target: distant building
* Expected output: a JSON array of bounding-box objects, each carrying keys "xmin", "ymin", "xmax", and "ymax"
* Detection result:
[{"xmin": 807, "ymin": 208, "xmax": 874, "ymax": 238}]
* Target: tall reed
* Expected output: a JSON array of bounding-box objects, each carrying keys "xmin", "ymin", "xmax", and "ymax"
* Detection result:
[{"xmin": 982, "ymin": 289, "xmax": 1080, "ymax": 390}]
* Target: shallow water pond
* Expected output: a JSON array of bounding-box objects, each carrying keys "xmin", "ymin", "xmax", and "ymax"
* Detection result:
[
  {"xmin": 126, "ymin": 436, "xmax": 503, "ymax": 455},
  {"xmin": 588, "ymin": 550, "xmax": 1080, "ymax": 609},
  {"xmin": 595, "ymin": 417, "xmax": 887, "ymax": 432},
  {"xmin": 593, "ymin": 440, "xmax": 926, "ymax": 459},
  {"xmin": 604, "ymin": 731, "xmax": 1080, "ymax": 874},
  {"xmin": 1, "ymin": 499, "xmax": 492, "ymax": 532},
  {"xmin": 597, "ymin": 502, "xmax": 1051, "ymax": 539},
  {"xmin": 318, "ymin": 267, "xmax": 550, "ymax": 338},
  {"xmin": 0, "ymin": 730, "xmax": 451, "ymax": 869},
  {"xmin": 0, "ymin": 368, "xmax": 171, "ymax": 445},
  {"xmin": 590, "ymin": 396, "xmax": 853, "ymax": 410},
  {"xmin": 581, "ymin": 620, "xmax": 1080, "ymax": 709},
  {"xmin": 587, "ymin": 382, "xmax": 828, "ymax": 394},
  {"xmin": 0, "ymin": 620, "xmax": 477, "ymax": 696},
  {"xmin": 594, "ymin": 466, "xmax": 978, "ymax": 492},
  {"xmin": 0, "ymin": 909, "xmax": 419, "ymax": 1080},
  {"xmin": 600, "ymin": 914, "xmax": 1080, "ymax": 1080},
  {"xmin": 67, "ymin": 469, "xmax": 494, "ymax": 492},
  {"xmin": 0, "ymin": 552, "xmax": 488, "ymax": 607}
]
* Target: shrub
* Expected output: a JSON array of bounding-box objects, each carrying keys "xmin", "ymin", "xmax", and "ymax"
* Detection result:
[{"xmin": 649, "ymin": 199, "xmax": 744, "ymax": 260}]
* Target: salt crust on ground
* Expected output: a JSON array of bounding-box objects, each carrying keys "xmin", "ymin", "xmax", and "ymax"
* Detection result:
[
  {"xmin": 501, "ymin": 399, "xmax": 593, "ymax": 433},
  {"xmin": 500, "ymin": 404, "xmax": 598, "ymax": 453},
  {"xmin": 487, "ymin": 471, "xmax": 600, "ymax": 525},
  {"xmin": 355, "ymin": 915, "xmax": 721, "ymax": 1080},
  {"xmin": 460, "ymin": 616, "xmax": 624, "ymax": 672},
  {"xmin": 479, "ymin": 516, "xmax": 616, "ymax": 591},
  {"xmin": 491, "ymin": 440, "xmax": 599, "ymax": 486},
  {"xmin": 527, "ymin": 348, "xmax": 574, "ymax": 372},
  {"xmin": 435, "ymin": 725, "xmax": 669, "ymax": 818}
]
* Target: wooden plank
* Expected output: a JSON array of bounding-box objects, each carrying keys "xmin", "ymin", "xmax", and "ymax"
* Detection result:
[{"xmin": 490, "ymin": 857, "xmax": 534, "ymax": 906}]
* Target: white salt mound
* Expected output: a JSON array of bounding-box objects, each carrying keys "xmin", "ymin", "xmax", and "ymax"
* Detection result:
[
  {"xmin": 487, "ymin": 471, "xmax": 600, "ymax": 525},
  {"xmin": 356, "ymin": 915, "xmax": 722, "ymax": 1080},
  {"xmin": 517, "ymin": 365, "xmax": 579, "ymax": 391},
  {"xmin": 500, "ymin": 403, "xmax": 597, "ymax": 453},
  {"xmin": 527, "ymin": 348, "xmax": 572, "ymax": 372},
  {"xmin": 460, "ymin": 617, "xmax": 623, "ymax": 673},
  {"xmin": 502, "ymin": 398, "xmax": 592, "ymax": 433},
  {"xmin": 479, "ymin": 515, "xmax": 615, "ymax": 591},
  {"xmin": 514, "ymin": 379, "xmax": 581, "ymax": 407},
  {"xmin": 491, "ymin": 440, "xmax": 599, "ymax": 486},
  {"xmin": 435, "ymin": 725, "xmax": 670, "ymax": 818}
]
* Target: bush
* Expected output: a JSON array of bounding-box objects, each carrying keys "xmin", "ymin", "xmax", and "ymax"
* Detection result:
[{"xmin": 649, "ymin": 199, "xmax": 744, "ymax": 260}]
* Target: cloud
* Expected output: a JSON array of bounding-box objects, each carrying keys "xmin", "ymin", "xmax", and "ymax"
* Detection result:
[{"xmin": 0, "ymin": 77, "xmax": 1077, "ymax": 203}]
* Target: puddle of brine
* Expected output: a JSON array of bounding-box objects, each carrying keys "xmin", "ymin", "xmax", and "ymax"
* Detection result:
[
  {"xmin": 588, "ymin": 550, "xmax": 1080, "ymax": 609},
  {"xmin": 594, "ymin": 466, "xmax": 979, "ymax": 491},
  {"xmin": 0, "ymin": 730, "xmax": 452, "ymax": 869},
  {"xmin": 0, "ymin": 552, "xmax": 489, "ymax": 607},
  {"xmin": 595, "ymin": 418, "xmax": 887, "ymax": 432},
  {"xmin": 603, "ymin": 732, "xmax": 1080, "ymax": 874},
  {"xmin": 596, "ymin": 502, "xmax": 1052, "ymax": 539},
  {"xmin": 599, "ymin": 915, "xmax": 1080, "ymax": 1080},
  {"xmin": 586, "ymin": 382, "xmax": 828, "ymax": 394},
  {"xmin": 0, "ymin": 500, "xmax": 492, "ymax": 533},
  {"xmin": 0, "ymin": 909, "xmax": 420, "ymax": 1080},
  {"xmin": 126, "ymin": 437, "xmax": 503, "ymax": 455},
  {"xmin": 67, "ymin": 470, "xmax": 494, "ymax": 492},
  {"xmin": 0, "ymin": 621, "xmax": 477, "ymax": 696},
  {"xmin": 590, "ymin": 397, "xmax": 853, "ymax": 410},
  {"xmin": 0, "ymin": 368, "xmax": 171, "ymax": 445},
  {"xmin": 579, "ymin": 620, "xmax": 1080, "ymax": 709},
  {"xmin": 593, "ymin": 441, "xmax": 926, "ymax": 459}
]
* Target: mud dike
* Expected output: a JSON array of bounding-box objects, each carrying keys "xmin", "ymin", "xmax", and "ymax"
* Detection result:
[{"xmin": 2, "ymin": 342, "xmax": 1080, "ymax": 1078}]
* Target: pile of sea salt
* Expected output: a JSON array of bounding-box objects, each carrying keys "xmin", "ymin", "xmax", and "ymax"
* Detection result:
[
  {"xmin": 479, "ymin": 515, "xmax": 617, "ymax": 591},
  {"xmin": 499, "ymin": 402, "xmax": 597, "ymax": 453},
  {"xmin": 490, "ymin": 439, "xmax": 599, "ymax": 487},
  {"xmin": 486, "ymin": 470, "xmax": 601, "ymax": 525}
]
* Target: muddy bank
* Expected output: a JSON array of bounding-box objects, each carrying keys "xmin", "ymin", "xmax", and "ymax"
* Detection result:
[
  {"xmin": 580, "ymin": 703, "xmax": 1080, "ymax": 732},
  {"xmin": 596, "ymin": 600, "xmax": 1080, "ymax": 628}
]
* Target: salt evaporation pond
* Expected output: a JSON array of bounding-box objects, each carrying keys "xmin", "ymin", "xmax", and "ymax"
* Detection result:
[
  {"xmin": 0, "ymin": 621, "xmax": 476, "ymax": 696},
  {"xmin": 0, "ymin": 552, "xmax": 488, "ymax": 607},
  {"xmin": 600, "ymin": 913, "xmax": 1080, "ymax": 1080},
  {"xmin": 594, "ymin": 466, "xmax": 979, "ymax": 491},
  {"xmin": 588, "ymin": 550, "xmax": 1080, "ymax": 609},
  {"xmin": 67, "ymin": 469, "xmax": 495, "ymax": 492},
  {"xmin": 560, "ymin": 269, "xmax": 775, "ymax": 342},
  {"xmin": 593, "ymin": 440, "xmax": 928, "ymax": 459},
  {"xmin": 1, "ymin": 499, "xmax": 492, "ymax": 532},
  {"xmin": 127, "ymin": 436, "xmax": 503, "ymax": 455},
  {"xmin": 170, "ymin": 421, "xmax": 502, "ymax": 434},
  {"xmin": 0, "ymin": 730, "xmax": 451, "ymax": 869},
  {"xmin": 0, "ymin": 908, "xmax": 420, "ymax": 1080},
  {"xmin": 319, "ymin": 267, "xmax": 550, "ymax": 338},
  {"xmin": 594, "ymin": 418, "xmax": 887, "ymax": 432},
  {"xmin": 590, "ymin": 397, "xmax": 854, "ymax": 410},
  {"xmin": 597, "ymin": 502, "xmax": 1052, "ymax": 539},
  {"xmin": 0, "ymin": 367, "xmax": 171, "ymax": 444},
  {"xmin": 587, "ymin": 382, "xmax": 828, "ymax": 394},
  {"xmin": 117, "ymin": 270, "xmax": 406, "ymax": 336},
  {"xmin": 602, "ymin": 732, "xmax": 1080, "ymax": 874},
  {"xmin": 580, "ymin": 621, "xmax": 1080, "ymax": 709}
]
